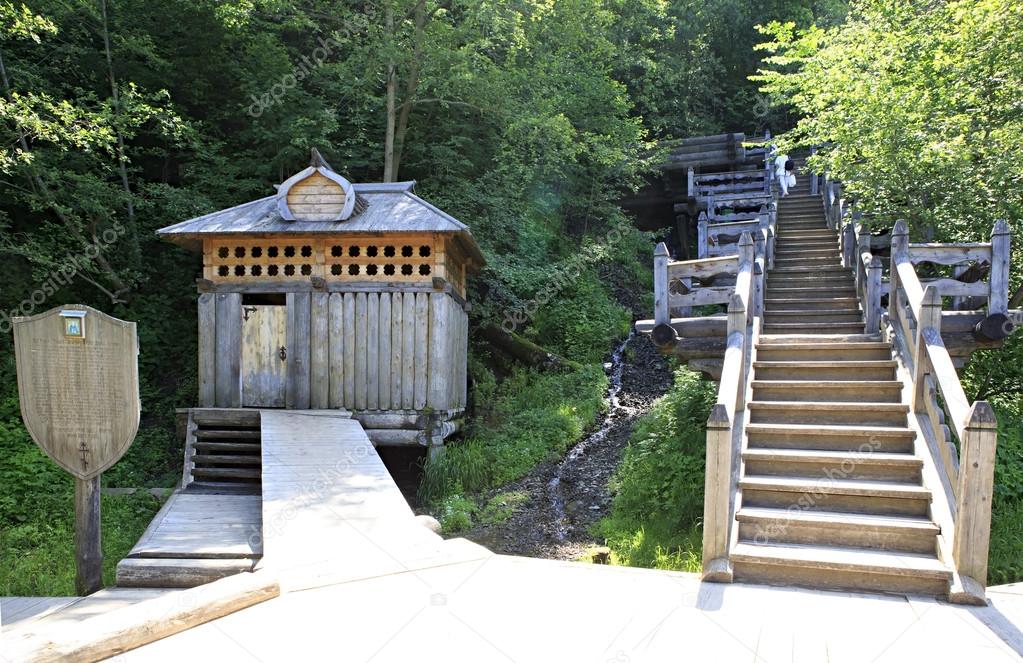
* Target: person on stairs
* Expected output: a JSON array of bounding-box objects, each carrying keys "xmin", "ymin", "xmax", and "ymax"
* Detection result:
[{"xmin": 774, "ymin": 153, "xmax": 790, "ymax": 196}]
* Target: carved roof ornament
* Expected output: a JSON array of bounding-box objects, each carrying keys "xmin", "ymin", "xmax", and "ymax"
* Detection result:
[{"xmin": 277, "ymin": 148, "xmax": 363, "ymax": 222}]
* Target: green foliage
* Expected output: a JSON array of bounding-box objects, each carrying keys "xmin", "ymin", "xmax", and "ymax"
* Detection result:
[
  {"xmin": 436, "ymin": 493, "xmax": 477, "ymax": 534},
  {"xmin": 479, "ymin": 491, "xmax": 529, "ymax": 526},
  {"xmin": 597, "ymin": 367, "xmax": 716, "ymax": 569},
  {"xmin": 532, "ymin": 271, "xmax": 631, "ymax": 363},
  {"xmin": 0, "ymin": 491, "xmax": 160, "ymax": 595}
]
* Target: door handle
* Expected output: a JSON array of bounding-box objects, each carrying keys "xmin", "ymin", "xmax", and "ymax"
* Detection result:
[{"xmin": 279, "ymin": 346, "xmax": 287, "ymax": 361}]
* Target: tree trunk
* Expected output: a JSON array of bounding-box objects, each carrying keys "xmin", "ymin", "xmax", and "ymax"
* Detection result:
[
  {"xmin": 383, "ymin": 6, "xmax": 397, "ymax": 182},
  {"xmin": 479, "ymin": 323, "xmax": 578, "ymax": 371},
  {"xmin": 391, "ymin": 1, "xmax": 427, "ymax": 179},
  {"xmin": 99, "ymin": 0, "xmax": 137, "ymax": 252}
]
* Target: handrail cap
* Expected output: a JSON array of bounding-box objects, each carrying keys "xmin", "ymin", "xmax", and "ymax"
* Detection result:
[{"xmin": 966, "ymin": 401, "xmax": 997, "ymax": 429}]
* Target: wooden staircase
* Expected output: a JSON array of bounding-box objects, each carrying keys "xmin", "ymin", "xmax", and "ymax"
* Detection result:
[{"xmin": 730, "ymin": 180, "xmax": 952, "ymax": 595}]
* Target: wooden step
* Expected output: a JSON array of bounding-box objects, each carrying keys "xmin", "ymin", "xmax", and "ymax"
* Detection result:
[
  {"xmin": 739, "ymin": 476, "xmax": 931, "ymax": 516},
  {"xmin": 773, "ymin": 257, "xmax": 843, "ymax": 267},
  {"xmin": 755, "ymin": 341, "xmax": 891, "ymax": 362},
  {"xmin": 764, "ymin": 297, "xmax": 860, "ymax": 311},
  {"xmin": 774, "ymin": 250, "xmax": 842, "ymax": 260},
  {"xmin": 753, "ymin": 360, "xmax": 896, "ymax": 380},
  {"xmin": 192, "ymin": 454, "xmax": 262, "ymax": 466},
  {"xmin": 116, "ymin": 557, "xmax": 256, "ymax": 588},
  {"xmin": 765, "ymin": 314, "xmax": 864, "ymax": 327},
  {"xmin": 751, "ymin": 380, "xmax": 903, "ymax": 402},
  {"xmin": 775, "ymin": 243, "xmax": 839, "ymax": 252},
  {"xmin": 765, "ymin": 285, "xmax": 856, "ymax": 296},
  {"xmin": 746, "ymin": 422, "xmax": 916, "ymax": 453},
  {"xmin": 748, "ymin": 401, "xmax": 909, "ymax": 426},
  {"xmin": 191, "ymin": 467, "xmax": 262, "ymax": 481},
  {"xmin": 194, "ymin": 429, "xmax": 261, "ymax": 440},
  {"xmin": 193, "ymin": 442, "xmax": 262, "ymax": 453},
  {"xmin": 731, "ymin": 542, "xmax": 950, "ymax": 595},
  {"xmin": 769, "ymin": 265, "xmax": 852, "ymax": 275},
  {"xmin": 762, "ymin": 322, "xmax": 867, "ymax": 334},
  {"xmin": 741, "ymin": 447, "xmax": 922, "ymax": 482},
  {"xmin": 735, "ymin": 507, "xmax": 940, "ymax": 554}
]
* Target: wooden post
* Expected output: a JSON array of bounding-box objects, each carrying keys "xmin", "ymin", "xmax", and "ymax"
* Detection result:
[
  {"xmin": 989, "ymin": 219, "xmax": 1010, "ymax": 315},
  {"xmin": 702, "ymin": 403, "xmax": 734, "ymax": 582},
  {"xmin": 890, "ymin": 219, "xmax": 909, "ymax": 314},
  {"xmin": 653, "ymin": 242, "xmax": 670, "ymax": 326},
  {"xmin": 75, "ymin": 476, "xmax": 102, "ymax": 595},
  {"xmin": 687, "ymin": 167, "xmax": 695, "ymax": 197},
  {"xmin": 727, "ymin": 292, "xmax": 747, "ymax": 409},
  {"xmin": 698, "ymin": 215, "xmax": 709, "ymax": 259},
  {"xmin": 842, "ymin": 222, "xmax": 856, "ymax": 268},
  {"xmin": 912, "ymin": 287, "xmax": 942, "ymax": 411},
  {"xmin": 953, "ymin": 401, "xmax": 998, "ymax": 602},
  {"xmin": 706, "ymin": 192, "xmax": 715, "ymax": 221},
  {"xmin": 866, "ymin": 256, "xmax": 882, "ymax": 334}
]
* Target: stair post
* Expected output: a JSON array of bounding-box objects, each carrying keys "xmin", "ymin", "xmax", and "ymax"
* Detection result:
[
  {"xmin": 703, "ymin": 403, "xmax": 734, "ymax": 582},
  {"xmin": 653, "ymin": 242, "xmax": 670, "ymax": 326},
  {"xmin": 809, "ymin": 146, "xmax": 818, "ymax": 196},
  {"xmin": 842, "ymin": 222, "xmax": 856, "ymax": 269},
  {"xmin": 865, "ymin": 256, "xmax": 882, "ymax": 334},
  {"xmin": 697, "ymin": 214, "xmax": 709, "ymax": 259},
  {"xmin": 952, "ymin": 401, "xmax": 998, "ymax": 604},
  {"xmin": 890, "ymin": 220, "xmax": 909, "ymax": 324},
  {"xmin": 687, "ymin": 167, "xmax": 695, "ymax": 198},
  {"xmin": 989, "ymin": 219, "xmax": 1010, "ymax": 315},
  {"xmin": 912, "ymin": 287, "xmax": 942, "ymax": 410}
]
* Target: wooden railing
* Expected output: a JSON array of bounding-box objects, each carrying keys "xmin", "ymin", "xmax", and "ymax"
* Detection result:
[
  {"xmin": 889, "ymin": 218, "xmax": 1009, "ymax": 602},
  {"xmin": 697, "ymin": 208, "xmax": 774, "ymax": 259},
  {"xmin": 702, "ymin": 230, "xmax": 765, "ymax": 581},
  {"xmin": 689, "ymin": 169, "xmax": 770, "ymax": 199}
]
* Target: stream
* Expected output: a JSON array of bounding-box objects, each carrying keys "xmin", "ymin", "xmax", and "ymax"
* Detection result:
[{"xmin": 547, "ymin": 331, "xmax": 634, "ymax": 541}]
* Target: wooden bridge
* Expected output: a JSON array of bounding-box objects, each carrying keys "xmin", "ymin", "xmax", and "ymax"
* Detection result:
[
  {"xmin": 641, "ymin": 160, "xmax": 1015, "ymax": 604},
  {"xmin": 114, "ymin": 408, "xmax": 482, "ymax": 590}
]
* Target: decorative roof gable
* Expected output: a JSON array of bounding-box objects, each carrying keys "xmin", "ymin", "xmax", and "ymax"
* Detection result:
[{"xmin": 276, "ymin": 148, "xmax": 364, "ymax": 222}]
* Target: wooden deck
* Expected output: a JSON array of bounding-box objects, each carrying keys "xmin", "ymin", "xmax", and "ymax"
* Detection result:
[{"xmin": 259, "ymin": 410, "xmax": 449, "ymax": 589}]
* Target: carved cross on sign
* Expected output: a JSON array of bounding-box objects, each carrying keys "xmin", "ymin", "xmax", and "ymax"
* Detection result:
[{"xmin": 78, "ymin": 441, "xmax": 91, "ymax": 471}]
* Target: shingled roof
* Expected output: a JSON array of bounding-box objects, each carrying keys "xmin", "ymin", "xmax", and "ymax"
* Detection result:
[{"xmin": 156, "ymin": 151, "xmax": 485, "ymax": 267}]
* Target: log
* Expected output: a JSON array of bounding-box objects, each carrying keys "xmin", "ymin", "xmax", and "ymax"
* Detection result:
[
  {"xmin": 973, "ymin": 313, "xmax": 1013, "ymax": 341},
  {"xmin": 480, "ymin": 323, "xmax": 578, "ymax": 371},
  {"xmin": 651, "ymin": 323, "xmax": 678, "ymax": 348}
]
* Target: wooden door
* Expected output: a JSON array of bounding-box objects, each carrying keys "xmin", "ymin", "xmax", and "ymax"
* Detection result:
[{"xmin": 241, "ymin": 305, "xmax": 287, "ymax": 407}]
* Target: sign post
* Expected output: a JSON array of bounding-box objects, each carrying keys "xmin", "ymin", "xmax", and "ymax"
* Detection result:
[{"xmin": 12, "ymin": 305, "xmax": 140, "ymax": 595}]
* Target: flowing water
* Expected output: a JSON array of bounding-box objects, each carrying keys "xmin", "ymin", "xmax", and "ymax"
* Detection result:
[{"xmin": 547, "ymin": 331, "xmax": 635, "ymax": 541}]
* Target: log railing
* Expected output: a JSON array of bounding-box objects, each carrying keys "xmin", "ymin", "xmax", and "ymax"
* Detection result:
[
  {"xmin": 889, "ymin": 218, "xmax": 1008, "ymax": 602},
  {"xmin": 702, "ymin": 231, "xmax": 764, "ymax": 581}
]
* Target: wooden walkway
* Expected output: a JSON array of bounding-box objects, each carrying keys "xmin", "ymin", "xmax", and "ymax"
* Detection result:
[{"xmin": 259, "ymin": 410, "xmax": 454, "ymax": 589}]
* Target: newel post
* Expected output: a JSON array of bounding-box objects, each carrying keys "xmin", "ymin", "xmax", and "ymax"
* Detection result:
[
  {"xmin": 653, "ymin": 242, "xmax": 670, "ymax": 326},
  {"xmin": 697, "ymin": 215, "xmax": 709, "ymax": 259},
  {"xmin": 912, "ymin": 287, "xmax": 942, "ymax": 411},
  {"xmin": 989, "ymin": 219, "xmax": 1010, "ymax": 315},
  {"xmin": 890, "ymin": 220, "xmax": 909, "ymax": 313},
  {"xmin": 866, "ymin": 256, "xmax": 882, "ymax": 334},
  {"xmin": 842, "ymin": 222, "xmax": 856, "ymax": 269},
  {"xmin": 952, "ymin": 401, "xmax": 998, "ymax": 604},
  {"xmin": 703, "ymin": 403, "xmax": 734, "ymax": 582},
  {"xmin": 809, "ymin": 146, "xmax": 818, "ymax": 196},
  {"xmin": 687, "ymin": 167, "xmax": 695, "ymax": 198}
]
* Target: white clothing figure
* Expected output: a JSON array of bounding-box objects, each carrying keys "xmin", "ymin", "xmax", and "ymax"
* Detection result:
[{"xmin": 774, "ymin": 154, "xmax": 790, "ymax": 196}]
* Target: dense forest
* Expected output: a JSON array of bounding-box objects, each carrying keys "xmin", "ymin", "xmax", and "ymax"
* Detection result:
[{"xmin": 2, "ymin": 0, "xmax": 1021, "ymax": 594}]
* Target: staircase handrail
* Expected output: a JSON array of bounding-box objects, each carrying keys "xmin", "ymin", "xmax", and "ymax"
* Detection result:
[
  {"xmin": 703, "ymin": 231, "xmax": 762, "ymax": 581},
  {"xmin": 889, "ymin": 218, "xmax": 1001, "ymax": 600}
]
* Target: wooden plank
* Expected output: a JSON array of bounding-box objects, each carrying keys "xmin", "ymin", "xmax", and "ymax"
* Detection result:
[
  {"xmin": 378, "ymin": 293, "xmax": 392, "ymax": 410},
  {"xmin": 354, "ymin": 292, "xmax": 368, "ymax": 410},
  {"xmin": 402, "ymin": 292, "xmax": 416, "ymax": 409},
  {"xmin": 428, "ymin": 292, "xmax": 450, "ymax": 409},
  {"xmin": 17, "ymin": 572, "xmax": 279, "ymax": 663},
  {"xmin": 328, "ymin": 293, "xmax": 344, "ymax": 409},
  {"xmin": 390, "ymin": 293, "xmax": 403, "ymax": 408},
  {"xmin": 214, "ymin": 293, "xmax": 242, "ymax": 408},
  {"xmin": 919, "ymin": 278, "xmax": 988, "ymax": 298},
  {"xmin": 908, "ymin": 244, "xmax": 992, "ymax": 266},
  {"xmin": 990, "ymin": 219, "xmax": 1010, "ymax": 314},
  {"xmin": 414, "ymin": 293, "xmax": 430, "ymax": 409},
  {"xmin": 285, "ymin": 292, "xmax": 311, "ymax": 409},
  {"xmin": 310, "ymin": 292, "xmax": 330, "ymax": 409},
  {"xmin": 343, "ymin": 293, "xmax": 356, "ymax": 408},
  {"xmin": 669, "ymin": 286, "xmax": 734, "ymax": 308},
  {"xmin": 367, "ymin": 293, "xmax": 380, "ymax": 410},
  {"xmin": 667, "ymin": 255, "xmax": 739, "ymax": 281},
  {"xmin": 197, "ymin": 293, "xmax": 216, "ymax": 407}
]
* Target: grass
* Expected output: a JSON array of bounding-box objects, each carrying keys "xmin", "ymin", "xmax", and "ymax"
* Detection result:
[
  {"xmin": 0, "ymin": 491, "xmax": 162, "ymax": 595},
  {"xmin": 479, "ymin": 491, "xmax": 529, "ymax": 526},
  {"xmin": 595, "ymin": 366, "xmax": 715, "ymax": 572}
]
